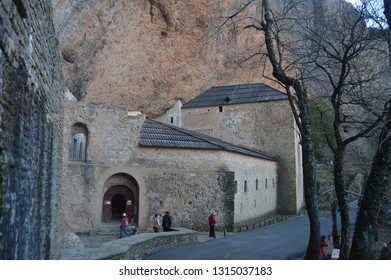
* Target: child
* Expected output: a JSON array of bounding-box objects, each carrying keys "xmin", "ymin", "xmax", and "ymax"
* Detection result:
[{"xmin": 119, "ymin": 213, "xmax": 130, "ymax": 238}]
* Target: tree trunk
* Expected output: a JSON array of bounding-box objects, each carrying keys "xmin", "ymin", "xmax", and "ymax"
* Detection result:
[
  {"xmin": 349, "ymin": 104, "xmax": 391, "ymax": 259},
  {"xmin": 333, "ymin": 149, "xmax": 351, "ymax": 259},
  {"xmin": 262, "ymin": 0, "xmax": 321, "ymax": 259},
  {"xmin": 302, "ymin": 137, "xmax": 321, "ymax": 259}
]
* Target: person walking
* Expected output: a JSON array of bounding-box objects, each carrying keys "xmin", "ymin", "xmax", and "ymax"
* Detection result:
[
  {"xmin": 208, "ymin": 211, "xmax": 217, "ymax": 238},
  {"xmin": 162, "ymin": 211, "xmax": 172, "ymax": 232},
  {"xmin": 119, "ymin": 213, "xmax": 130, "ymax": 238},
  {"xmin": 153, "ymin": 213, "xmax": 161, "ymax": 232},
  {"xmin": 320, "ymin": 235, "xmax": 328, "ymax": 259}
]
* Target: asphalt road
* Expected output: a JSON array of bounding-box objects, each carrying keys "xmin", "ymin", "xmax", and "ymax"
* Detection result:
[{"xmin": 143, "ymin": 209, "xmax": 357, "ymax": 260}]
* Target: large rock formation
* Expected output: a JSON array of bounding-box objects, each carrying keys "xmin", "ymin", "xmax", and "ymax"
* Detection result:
[{"xmin": 52, "ymin": 0, "xmax": 271, "ymax": 117}]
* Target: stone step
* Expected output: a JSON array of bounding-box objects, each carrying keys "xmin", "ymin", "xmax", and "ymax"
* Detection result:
[{"xmin": 94, "ymin": 222, "xmax": 139, "ymax": 237}]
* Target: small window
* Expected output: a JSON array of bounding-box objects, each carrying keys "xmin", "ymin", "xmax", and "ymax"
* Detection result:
[
  {"xmin": 234, "ymin": 180, "xmax": 238, "ymax": 193},
  {"xmin": 256, "ymin": 179, "xmax": 259, "ymax": 190},
  {"xmin": 72, "ymin": 133, "xmax": 86, "ymax": 161},
  {"xmin": 219, "ymin": 106, "xmax": 223, "ymax": 112},
  {"xmin": 70, "ymin": 123, "xmax": 88, "ymax": 162},
  {"xmin": 273, "ymin": 178, "xmax": 275, "ymax": 188},
  {"xmin": 244, "ymin": 180, "xmax": 248, "ymax": 192},
  {"xmin": 265, "ymin": 178, "xmax": 268, "ymax": 189},
  {"xmin": 170, "ymin": 117, "xmax": 174, "ymax": 124}
]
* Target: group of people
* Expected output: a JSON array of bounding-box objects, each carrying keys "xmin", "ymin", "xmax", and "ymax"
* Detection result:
[
  {"xmin": 152, "ymin": 211, "xmax": 174, "ymax": 232},
  {"xmin": 120, "ymin": 210, "xmax": 218, "ymax": 238},
  {"xmin": 153, "ymin": 211, "xmax": 218, "ymax": 237}
]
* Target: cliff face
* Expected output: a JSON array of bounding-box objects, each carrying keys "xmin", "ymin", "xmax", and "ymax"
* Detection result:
[{"xmin": 52, "ymin": 0, "xmax": 270, "ymax": 117}]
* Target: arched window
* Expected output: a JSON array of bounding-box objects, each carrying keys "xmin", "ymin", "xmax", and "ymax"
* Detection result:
[
  {"xmin": 256, "ymin": 179, "xmax": 259, "ymax": 190},
  {"xmin": 70, "ymin": 123, "xmax": 88, "ymax": 162},
  {"xmin": 72, "ymin": 133, "xmax": 86, "ymax": 161},
  {"xmin": 244, "ymin": 180, "xmax": 248, "ymax": 192}
]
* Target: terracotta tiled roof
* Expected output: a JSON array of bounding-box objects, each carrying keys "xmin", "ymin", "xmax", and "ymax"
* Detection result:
[
  {"xmin": 182, "ymin": 83, "xmax": 288, "ymax": 108},
  {"xmin": 139, "ymin": 118, "xmax": 278, "ymax": 161}
]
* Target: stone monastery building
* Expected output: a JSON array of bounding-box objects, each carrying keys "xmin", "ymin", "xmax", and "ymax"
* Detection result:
[{"xmin": 62, "ymin": 83, "xmax": 304, "ymax": 233}]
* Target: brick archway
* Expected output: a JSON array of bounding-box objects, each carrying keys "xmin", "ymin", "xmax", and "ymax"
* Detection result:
[{"xmin": 102, "ymin": 173, "xmax": 139, "ymax": 224}]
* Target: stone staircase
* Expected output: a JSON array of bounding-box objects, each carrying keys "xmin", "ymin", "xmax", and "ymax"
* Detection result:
[
  {"xmin": 95, "ymin": 222, "xmax": 120, "ymax": 241},
  {"xmin": 77, "ymin": 221, "xmax": 121, "ymax": 245}
]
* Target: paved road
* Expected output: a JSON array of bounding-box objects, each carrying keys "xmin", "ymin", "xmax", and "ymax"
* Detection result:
[{"xmin": 144, "ymin": 209, "xmax": 357, "ymax": 260}]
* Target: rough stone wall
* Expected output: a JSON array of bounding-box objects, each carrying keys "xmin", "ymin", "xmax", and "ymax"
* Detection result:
[
  {"xmin": 181, "ymin": 100, "xmax": 303, "ymax": 214},
  {"xmin": 143, "ymin": 169, "xmax": 235, "ymax": 231},
  {"xmin": 62, "ymin": 99, "xmax": 144, "ymax": 232},
  {"xmin": 137, "ymin": 147, "xmax": 278, "ymax": 230},
  {"xmin": 62, "ymin": 96, "xmax": 144, "ymax": 165},
  {"xmin": 0, "ymin": 0, "xmax": 64, "ymax": 259}
]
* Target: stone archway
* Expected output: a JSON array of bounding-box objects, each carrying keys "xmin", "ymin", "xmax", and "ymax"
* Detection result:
[{"xmin": 102, "ymin": 173, "xmax": 139, "ymax": 224}]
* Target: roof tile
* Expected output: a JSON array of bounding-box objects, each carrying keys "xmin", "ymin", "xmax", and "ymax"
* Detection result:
[
  {"xmin": 182, "ymin": 83, "xmax": 287, "ymax": 108},
  {"xmin": 139, "ymin": 118, "xmax": 278, "ymax": 161}
]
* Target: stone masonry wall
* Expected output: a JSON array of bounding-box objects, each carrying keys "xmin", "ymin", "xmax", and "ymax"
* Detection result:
[
  {"xmin": 137, "ymin": 147, "xmax": 278, "ymax": 231},
  {"xmin": 143, "ymin": 169, "xmax": 235, "ymax": 231},
  {"xmin": 62, "ymin": 99, "xmax": 145, "ymax": 232},
  {"xmin": 0, "ymin": 0, "xmax": 64, "ymax": 259},
  {"xmin": 62, "ymin": 97, "xmax": 144, "ymax": 165},
  {"xmin": 181, "ymin": 100, "xmax": 303, "ymax": 214}
]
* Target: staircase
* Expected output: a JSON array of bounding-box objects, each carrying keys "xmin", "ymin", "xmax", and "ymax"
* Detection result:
[{"xmin": 95, "ymin": 221, "xmax": 121, "ymax": 242}]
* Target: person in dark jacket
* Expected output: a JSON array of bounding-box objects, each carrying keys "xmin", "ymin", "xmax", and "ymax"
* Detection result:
[
  {"xmin": 208, "ymin": 211, "xmax": 217, "ymax": 238},
  {"xmin": 162, "ymin": 211, "xmax": 172, "ymax": 232}
]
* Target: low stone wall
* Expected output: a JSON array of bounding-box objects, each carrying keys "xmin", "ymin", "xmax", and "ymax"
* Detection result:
[{"xmin": 60, "ymin": 228, "xmax": 197, "ymax": 260}]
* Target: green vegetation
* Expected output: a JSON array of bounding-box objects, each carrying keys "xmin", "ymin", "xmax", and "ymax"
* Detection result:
[{"xmin": 309, "ymin": 99, "xmax": 334, "ymax": 161}]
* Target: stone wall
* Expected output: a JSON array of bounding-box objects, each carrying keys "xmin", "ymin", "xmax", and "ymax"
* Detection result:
[
  {"xmin": 138, "ymin": 147, "xmax": 278, "ymax": 229},
  {"xmin": 62, "ymin": 96, "xmax": 144, "ymax": 165},
  {"xmin": 60, "ymin": 228, "xmax": 198, "ymax": 260},
  {"xmin": 62, "ymin": 99, "xmax": 144, "ymax": 232},
  {"xmin": 142, "ymin": 169, "xmax": 235, "ymax": 231},
  {"xmin": 0, "ymin": 0, "xmax": 64, "ymax": 259},
  {"xmin": 181, "ymin": 100, "xmax": 303, "ymax": 214}
]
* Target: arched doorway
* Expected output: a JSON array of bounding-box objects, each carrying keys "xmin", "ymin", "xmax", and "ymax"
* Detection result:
[
  {"xmin": 102, "ymin": 173, "xmax": 139, "ymax": 224},
  {"xmin": 111, "ymin": 193, "xmax": 126, "ymax": 219}
]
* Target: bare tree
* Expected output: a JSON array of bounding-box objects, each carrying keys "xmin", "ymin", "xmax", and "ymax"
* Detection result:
[
  {"xmin": 214, "ymin": 0, "xmax": 390, "ymax": 259},
  {"xmin": 349, "ymin": 0, "xmax": 391, "ymax": 259},
  {"xmin": 301, "ymin": 1, "xmax": 388, "ymax": 259},
  {"xmin": 217, "ymin": 0, "xmax": 321, "ymax": 259},
  {"xmin": 261, "ymin": 0, "xmax": 322, "ymax": 259}
]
